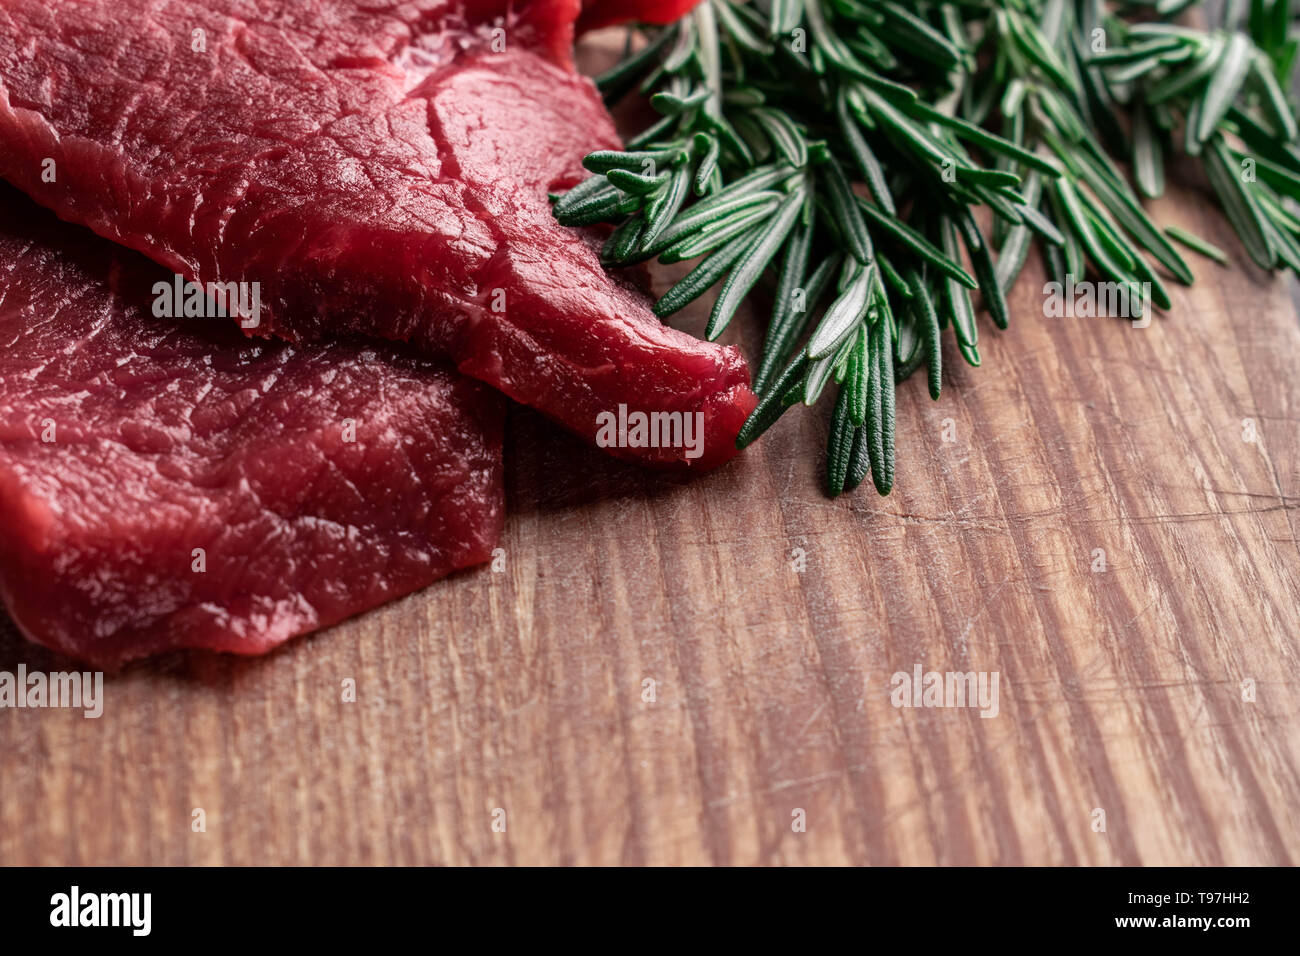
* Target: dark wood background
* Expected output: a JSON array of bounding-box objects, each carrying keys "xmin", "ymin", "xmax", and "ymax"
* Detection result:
[{"xmin": 1, "ymin": 33, "xmax": 1297, "ymax": 866}]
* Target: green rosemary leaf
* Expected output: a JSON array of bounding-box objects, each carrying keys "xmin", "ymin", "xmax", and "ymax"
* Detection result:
[
  {"xmin": 822, "ymin": 157, "xmax": 874, "ymax": 263},
  {"xmin": 1234, "ymin": 149, "xmax": 1300, "ymax": 203},
  {"xmin": 877, "ymin": 253, "xmax": 912, "ymax": 300},
  {"xmin": 1132, "ymin": 104, "xmax": 1165, "ymax": 200},
  {"xmin": 662, "ymin": 13, "xmax": 698, "ymax": 73},
  {"xmin": 827, "ymin": 384, "xmax": 856, "ymax": 497},
  {"xmin": 751, "ymin": 107, "xmax": 809, "ymax": 167},
  {"xmin": 650, "ymin": 88, "xmax": 713, "ymax": 116},
  {"xmin": 1035, "ymin": 86, "xmax": 1089, "ymax": 144},
  {"xmin": 874, "ymin": 271, "xmax": 895, "ymax": 344},
  {"xmin": 861, "ymin": 88, "xmax": 962, "ymax": 170},
  {"xmin": 641, "ymin": 166, "xmax": 693, "ymax": 245},
  {"xmin": 1043, "ymin": 230, "xmax": 1068, "ymax": 285},
  {"xmin": 805, "ymin": 337, "xmax": 850, "ymax": 405},
  {"xmin": 903, "ymin": 100, "xmax": 1064, "ymax": 177},
  {"xmin": 607, "ymin": 168, "xmax": 671, "ymax": 195},
  {"xmin": 1062, "ymin": 221, "xmax": 1086, "ymax": 285},
  {"xmin": 616, "ymin": 191, "xmax": 646, "ymax": 215},
  {"xmin": 658, "ymin": 200, "xmax": 781, "ymax": 263},
  {"xmin": 653, "ymin": 230, "xmax": 757, "ymax": 318},
  {"xmin": 1082, "ymin": 197, "xmax": 1140, "ymax": 274},
  {"xmin": 596, "ymin": 25, "xmax": 679, "ymax": 104},
  {"xmin": 857, "ymin": 200, "xmax": 977, "ymax": 288},
  {"xmin": 808, "ymin": 260, "xmax": 874, "ymax": 358},
  {"xmin": 1266, "ymin": 0, "xmax": 1291, "ymax": 52},
  {"xmin": 1015, "ymin": 201, "xmax": 1066, "ymax": 246},
  {"xmin": 1001, "ymin": 79, "xmax": 1027, "ymax": 123},
  {"xmin": 552, "ymin": 176, "xmax": 617, "ymax": 217},
  {"xmin": 737, "ymin": 351, "xmax": 808, "ymax": 449},
  {"xmin": 906, "ymin": 269, "xmax": 943, "ymax": 401},
  {"xmin": 1166, "ymin": 226, "xmax": 1229, "ymax": 264},
  {"xmin": 804, "ymin": 0, "xmax": 862, "ymax": 74},
  {"xmin": 733, "ymin": 113, "xmax": 775, "ymax": 163},
  {"xmin": 893, "ymin": 299, "xmax": 924, "ymax": 370},
  {"xmin": 852, "ymin": 65, "xmax": 919, "ymax": 105},
  {"xmin": 602, "ymin": 217, "xmax": 644, "ymax": 264},
  {"xmin": 767, "ymin": 220, "xmax": 815, "ymax": 344},
  {"xmin": 708, "ymin": 188, "xmax": 806, "ymax": 339},
  {"xmin": 1225, "ymin": 106, "xmax": 1300, "ymax": 173},
  {"xmin": 1249, "ymin": 0, "xmax": 1271, "ymax": 47},
  {"xmin": 995, "ymin": 223, "xmax": 1034, "ymax": 293},
  {"xmin": 843, "ymin": 423, "xmax": 871, "ymax": 492},
  {"xmin": 877, "ymin": 319, "xmax": 896, "ymax": 496},
  {"xmin": 584, "ymin": 148, "xmax": 680, "ymax": 175},
  {"xmin": 1261, "ymin": 212, "xmax": 1300, "ymax": 272},
  {"xmin": 1088, "ymin": 37, "xmax": 1187, "ymax": 67},
  {"xmin": 1126, "ymin": 247, "xmax": 1173, "ymax": 312},
  {"xmin": 674, "ymin": 164, "xmax": 794, "ymax": 218},
  {"xmin": 709, "ymin": 114, "xmax": 757, "ymax": 166},
  {"xmin": 847, "ymin": 30, "xmax": 901, "ymax": 91},
  {"xmin": 1249, "ymin": 52, "xmax": 1298, "ymax": 142},
  {"xmin": 1071, "ymin": 148, "xmax": 1194, "ymax": 283},
  {"xmin": 837, "ymin": 90, "xmax": 895, "ymax": 214},
  {"xmin": 644, "ymin": 187, "xmax": 785, "ymax": 259},
  {"xmin": 1203, "ymin": 134, "xmax": 1275, "ymax": 269},
  {"xmin": 865, "ymin": 320, "xmax": 884, "ymax": 481},
  {"xmin": 555, "ymin": 187, "xmax": 624, "ymax": 227},
  {"xmin": 770, "ymin": 0, "xmax": 805, "ymax": 37},
  {"xmin": 953, "ymin": 205, "xmax": 1010, "ymax": 331},
  {"xmin": 875, "ymin": 2, "xmax": 963, "ymax": 69},
  {"xmin": 755, "ymin": 252, "xmax": 841, "ymax": 393},
  {"xmin": 848, "ymin": 327, "xmax": 869, "ymax": 426},
  {"xmin": 956, "ymin": 166, "xmax": 1023, "ymax": 189},
  {"xmin": 1006, "ymin": 9, "xmax": 1080, "ymax": 96},
  {"xmin": 1146, "ymin": 34, "xmax": 1224, "ymax": 104},
  {"xmin": 1054, "ymin": 179, "xmax": 1140, "ymax": 286},
  {"xmin": 971, "ymin": 182, "xmax": 1026, "ymax": 225},
  {"xmin": 724, "ymin": 0, "xmax": 769, "ymax": 37},
  {"xmin": 1105, "ymin": 50, "xmax": 1182, "ymax": 86},
  {"xmin": 1184, "ymin": 96, "xmax": 1205, "ymax": 157},
  {"xmin": 693, "ymin": 133, "xmax": 722, "ymax": 195},
  {"xmin": 1196, "ymin": 32, "xmax": 1253, "ymax": 143},
  {"xmin": 866, "ymin": 317, "xmax": 895, "ymax": 495},
  {"xmin": 714, "ymin": 0, "xmax": 773, "ymax": 55},
  {"xmin": 625, "ymin": 113, "xmax": 680, "ymax": 151},
  {"xmin": 938, "ymin": 215, "xmax": 978, "ymax": 354},
  {"xmin": 1258, "ymin": 186, "xmax": 1300, "ymax": 233}
]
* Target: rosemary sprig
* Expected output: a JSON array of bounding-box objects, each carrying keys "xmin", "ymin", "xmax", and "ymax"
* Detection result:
[
  {"xmin": 555, "ymin": 0, "xmax": 1300, "ymax": 498},
  {"xmin": 1085, "ymin": 1, "xmax": 1300, "ymax": 271},
  {"xmin": 557, "ymin": 0, "xmax": 1044, "ymax": 496}
]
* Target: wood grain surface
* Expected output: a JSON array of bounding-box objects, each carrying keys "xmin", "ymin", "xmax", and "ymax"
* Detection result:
[{"xmin": 2, "ymin": 35, "xmax": 1298, "ymax": 867}]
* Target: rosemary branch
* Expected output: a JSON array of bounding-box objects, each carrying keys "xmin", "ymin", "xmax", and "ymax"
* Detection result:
[{"xmin": 554, "ymin": 0, "xmax": 1300, "ymax": 497}]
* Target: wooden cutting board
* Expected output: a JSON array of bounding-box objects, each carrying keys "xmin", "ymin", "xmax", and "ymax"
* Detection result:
[{"xmin": 2, "ymin": 35, "xmax": 1298, "ymax": 867}]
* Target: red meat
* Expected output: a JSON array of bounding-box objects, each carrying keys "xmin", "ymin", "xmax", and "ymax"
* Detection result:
[
  {"xmin": 578, "ymin": 0, "xmax": 702, "ymax": 33},
  {"xmin": 0, "ymin": 0, "xmax": 755, "ymax": 470},
  {"xmin": 0, "ymin": 187, "xmax": 505, "ymax": 667}
]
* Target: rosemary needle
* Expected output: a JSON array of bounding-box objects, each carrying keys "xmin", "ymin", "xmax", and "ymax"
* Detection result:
[{"xmin": 1166, "ymin": 226, "xmax": 1229, "ymax": 265}]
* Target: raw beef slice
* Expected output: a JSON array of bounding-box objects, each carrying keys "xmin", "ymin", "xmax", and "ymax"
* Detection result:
[
  {"xmin": 0, "ymin": 186, "xmax": 505, "ymax": 668},
  {"xmin": 0, "ymin": 0, "xmax": 757, "ymax": 470},
  {"xmin": 578, "ymin": 0, "xmax": 702, "ymax": 33}
]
